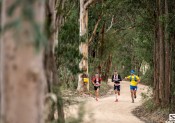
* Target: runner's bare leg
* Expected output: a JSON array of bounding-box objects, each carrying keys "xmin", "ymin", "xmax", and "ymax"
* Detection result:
[
  {"xmin": 96, "ymin": 88, "xmax": 99, "ymax": 101},
  {"xmin": 115, "ymin": 90, "xmax": 118, "ymax": 102},
  {"xmin": 131, "ymin": 90, "xmax": 134, "ymax": 103},
  {"xmin": 118, "ymin": 90, "xmax": 120, "ymax": 96},
  {"xmin": 134, "ymin": 90, "xmax": 137, "ymax": 98}
]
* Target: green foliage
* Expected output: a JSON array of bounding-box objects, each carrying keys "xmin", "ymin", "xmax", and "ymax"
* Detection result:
[
  {"xmin": 143, "ymin": 98, "xmax": 156, "ymax": 112},
  {"xmin": 87, "ymin": 0, "xmax": 155, "ymax": 80},
  {"xmin": 55, "ymin": 0, "xmax": 155, "ymax": 85},
  {"xmin": 58, "ymin": 66, "xmax": 78, "ymax": 90},
  {"xmin": 55, "ymin": 1, "xmax": 80, "ymax": 89},
  {"xmin": 141, "ymin": 68, "xmax": 153, "ymax": 86}
]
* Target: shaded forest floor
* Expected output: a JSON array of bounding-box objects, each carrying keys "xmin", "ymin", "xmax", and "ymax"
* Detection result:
[{"xmin": 132, "ymin": 100, "xmax": 169, "ymax": 123}]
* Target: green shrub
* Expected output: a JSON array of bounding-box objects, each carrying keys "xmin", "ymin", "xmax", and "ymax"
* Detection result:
[
  {"xmin": 140, "ymin": 68, "xmax": 153, "ymax": 86},
  {"xmin": 143, "ymin": 98, "xmax": 156, "ymax": 112}
]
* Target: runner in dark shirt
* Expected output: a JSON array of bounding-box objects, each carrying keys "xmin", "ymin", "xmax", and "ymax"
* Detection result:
[{"xmin": 112, "ymin": 71, "xmax": 122, "ymax": 102}]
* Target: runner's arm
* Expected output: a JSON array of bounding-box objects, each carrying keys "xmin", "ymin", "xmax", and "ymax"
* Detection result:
[
  {"xmin": 92, "ymin": 77, "xmax": 95, "ymax": 85},
  {"xmin": 118, "ymin": 75, "xmax": 122, "ymax": 81},
  {"xmin": 136, "ymin": 76, "xmax": 140, "ymax": 83},
  {"xmin": 124, "ymin": 76, "xmax": 130, "ymax": 81},
  {"xmin": 112, "ymin": 75, "xmax": 114, "ymax": 82}
]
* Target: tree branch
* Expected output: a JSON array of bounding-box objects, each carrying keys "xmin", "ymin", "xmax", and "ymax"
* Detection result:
[
  {"xmin": 84, "ymin": 0, "xmax": 98, "ymax": 9},
  {"xmin": 88, "ymin": 16, "xmax": 101, "ymax": 44},
  {"xmin": 106, "ymin": 15, "xmax": 114, "ymax": 32}
]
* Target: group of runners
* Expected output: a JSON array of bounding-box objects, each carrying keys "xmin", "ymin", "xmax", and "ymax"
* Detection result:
[{"xmin": 91, "ymin": 70, "xmax": 140, "ymax": 103}]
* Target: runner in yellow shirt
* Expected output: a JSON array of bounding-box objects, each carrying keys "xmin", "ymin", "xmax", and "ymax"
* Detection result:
[{"xmin": 125, "ymin": 70, "xmax": 140, "ymax": 103}]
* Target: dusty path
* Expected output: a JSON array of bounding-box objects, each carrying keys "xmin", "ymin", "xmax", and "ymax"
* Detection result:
[{"xmin": 65, "ymin": 81, "xmax": 148, "ymax": 123}]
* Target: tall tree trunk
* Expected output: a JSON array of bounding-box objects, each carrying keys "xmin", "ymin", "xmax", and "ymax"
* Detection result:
[
  {"xmin": 164, "ymin": 0, "xmax": 171, "ymax": 106},
  {"xmin": 170, "ymin": 35, "xmax": 174, "ymax": 111},
  {"xmin": 77, "ymin": 0, "xmax": 89, "ymax": 92},
  {"xmin": 77, "ymin": 0, "xmax": 98, "ymax": 92},
  {"xmin": 153, "ymin": 8, "xmax": 160, "ymax": 104},
  {"xmin": 44, "ymin": 0, "xmax": 65, "ymax": 122},
  {"xmin": 0, "ymin": 0, "xmax": 46, "ymax": 123},
  {"xmin": 104, "ymin": 54, "xmax": 112, "ymax": 81},
  {"xmin": 100, "ymin": 22, "xmax": 105, "ymax": 58},
  {"xmin": 0, "ymin": 1, "xmax": 2, "ymax": 120},
  {"xmin": 153, "ymin": 0, "xmax": 175, "ymax": 108},
  {"xmin": 45, "ymin": 0, "xmax": 56, "ymax": 93},
  {"xmin": 171, "ymin": 34, "xmax": 175, "ymax": 111},
  {"xmin": 158, "ymin": 0, "xmax": 165, "ymax": 105}
]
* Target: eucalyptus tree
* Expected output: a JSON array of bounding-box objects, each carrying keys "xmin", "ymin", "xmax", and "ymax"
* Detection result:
[
  {"xmin": 0, "ymin": 0, "xmax": 46, "ymax": 123},
  {"xmin": 77, "ymin": 0, "xmax": 100, "ymax": 92}
]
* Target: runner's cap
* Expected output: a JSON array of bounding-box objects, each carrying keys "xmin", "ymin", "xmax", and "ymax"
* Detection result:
[{"xmin": 130, "ymin": 70, "xmax": 135, "ymax": 74}]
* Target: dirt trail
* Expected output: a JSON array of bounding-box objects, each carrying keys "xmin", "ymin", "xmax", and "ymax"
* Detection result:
[{"xmin": 65, "ymin": 81, "xmax": 148, "ymax": 123}]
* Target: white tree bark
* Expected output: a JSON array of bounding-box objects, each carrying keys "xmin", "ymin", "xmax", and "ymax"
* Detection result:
[
  {"xmin": 78, "ymin": 0, "xmax": 98, "ymax": 92},
  {"xmin": 80, "ymin": 0, "xmax": 88, "ymax": 36},
  {"xmin": 78, "ymin": 0, "xmax": 89, "ymax": 92},
  {"xmin": 0, "ymin": 0, "xmax": 46, "ymax": 123},
  {"xmin": 77, "ymin": 42, "xmax": 89, "ymax": 92}
]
